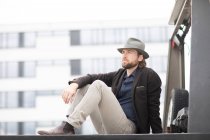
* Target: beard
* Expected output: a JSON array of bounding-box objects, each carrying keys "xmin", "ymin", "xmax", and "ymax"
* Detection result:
[{"xmin": 122, "ymin": 61, "xmax": 139, "ymax": 69}]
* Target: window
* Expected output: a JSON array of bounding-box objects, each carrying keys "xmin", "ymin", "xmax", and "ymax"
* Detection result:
[
  {"xmin": 81, "ymin": 30, "xmax": 92, "ymax": 45},
  {"xmin": 23, "ymin": 61, "xmax": 36, "ymax": 77},
  {"xmin": 6, "ymin": 92, "xmax": 18, "ymax": 108},
  {"xmin": 6, "ymin": 122, "xmax": 18, "ymax": 135},
  {"xmin": 23, "ymin": 91, "xmax": 35, "ymax": 107},
  {"xmin": 70, "ymin": 59, "xmax": 81, "ymax": 75},
  {"xmin": 70, "ymin": 30, "xmax": 80, "ymax": 46},
  {"xmin": 149, "ymin": 56, "xmax": 167, "ymax": 72},
  {"xmin": 0, "ymin": 34, "xmax": 4, "ymax": 49},
  {"xmin": 149, "ymin": 27, "xmax": 166, "ymax": 42},
  {"xmin": 7, "ymin": 33, "xmax": 19, "ymax": 48},
  {"xmin": 19, "ymin": 33, "xmax": 24, "ymax": 48},
  {"xmin": 18, "ymin": 62, "xmax": 24, "ymax": 77},
  {"xmin": 0, "ymin": 62, "xmax": 3, "ymax": 78},
  {"xmin": 0, "ymin": 92, "xmax": 6, "ymax": 108},
  {"xmin": 24, "ymin": 32, "xmax": 36, "ymax": 48},
  {"xmin": 81, "ymin": 58, "xmax": 121, "ymax": 74},
  {"xmin": 7, "ymin": 62, "xmax": 19, "ymax": 78},
  {"xmin": 23, "ymin": 122, "xmax": 36, "ymax": 134},
  {"xmin": 104, "ymin": 29, "xmax": 115, "ymax": 44}
]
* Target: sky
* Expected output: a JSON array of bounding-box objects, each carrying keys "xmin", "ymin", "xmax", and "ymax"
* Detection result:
[{"xmin": 0, "ymin": 0, "xmax": 175, "ymax": 25}]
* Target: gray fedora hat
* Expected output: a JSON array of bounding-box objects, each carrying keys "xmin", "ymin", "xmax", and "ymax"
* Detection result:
[{"xmin": 117, "ymin": 38, "xmax": 149, "ymax": 59}]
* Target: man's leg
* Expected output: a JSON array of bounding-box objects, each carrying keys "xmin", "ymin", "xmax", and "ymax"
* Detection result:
[
  {"xmin": 66, "ymin": 85, "xmax": 90, "ymax": 116},
  {"xmin": 67, "ymin": 80, "xmax": 136, "ymax": 134},
  {"xmin": 66, "ymin": 84, "xmax": 106, "ymax": 134},
  {"xmin": 37, "ymin": 85, "xmax": 90, "ymax": 135}
]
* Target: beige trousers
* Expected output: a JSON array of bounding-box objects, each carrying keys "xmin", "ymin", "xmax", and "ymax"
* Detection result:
[{"xmin": 66, "ymin": 80, "xmax": 136, "ymax": 134}]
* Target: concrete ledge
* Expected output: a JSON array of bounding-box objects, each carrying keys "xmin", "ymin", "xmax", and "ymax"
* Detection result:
[{"xmin": 0, "ymin": 133, "xmax": 210, "ymax": 140}]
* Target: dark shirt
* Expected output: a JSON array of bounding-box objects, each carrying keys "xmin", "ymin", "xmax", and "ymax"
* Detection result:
[{"xmin": 117, "ymin": 68, "xmax": 138, "ymax": 124}]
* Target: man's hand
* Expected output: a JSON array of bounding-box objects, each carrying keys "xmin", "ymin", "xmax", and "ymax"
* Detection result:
[{"xmin": 61, "ymin": 83, "xmax": 79, "ymax": 104}]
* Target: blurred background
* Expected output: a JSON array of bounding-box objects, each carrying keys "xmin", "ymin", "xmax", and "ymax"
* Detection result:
[{"xmin": 0, "ymin": 0, "xmax": 174, "ymax": 135}]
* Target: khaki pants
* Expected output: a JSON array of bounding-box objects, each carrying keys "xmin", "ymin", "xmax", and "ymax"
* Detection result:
[{"xmin": 66, "ymin": 80, "xmax": 136, "ymax": 134}]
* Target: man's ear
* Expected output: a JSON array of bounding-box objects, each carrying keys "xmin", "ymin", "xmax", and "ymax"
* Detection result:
[{"xmin": 138, "ymin": 55, "xmax": 143, "ymax": 62}]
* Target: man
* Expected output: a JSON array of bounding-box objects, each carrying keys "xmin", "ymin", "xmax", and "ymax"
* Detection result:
[{"xmin": 38, "ymin": 37, "xmax": 162, "ymax": 135}]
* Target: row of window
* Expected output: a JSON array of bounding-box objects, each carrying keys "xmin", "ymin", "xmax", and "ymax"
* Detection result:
[
  {"xmin": 0, "ymin": 90, "xmax": 59, "ymax": 108},
  {"xmin": 0, "ymin": 58, "xmax": 120, "ymax": 78},
  {"xmin": 0, "ymin": 85, "xmax": 166, "ymax": 135},
  {"xmin": 0, "ymin": 26, "xmax": 171, "ymax": 49},
  {"xmin": 71, "ymin": 27, "xmax": 171, "ymax": 45},
  {"xmin": 0, "ymin": 56, "xmax": 166, "ymax": 79},
  {"xmin": 0, "ymin": 121, "xmax": 61, "ymax": 135}
]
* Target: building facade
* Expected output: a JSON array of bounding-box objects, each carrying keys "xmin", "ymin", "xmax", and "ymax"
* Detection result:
[{"xmin": 0, "ymin": 20, "xmax": 170, "ymax": 134}]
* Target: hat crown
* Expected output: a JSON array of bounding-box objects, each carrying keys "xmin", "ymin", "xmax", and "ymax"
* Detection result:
[{"xmin": 126, "ymin": 38, "xmax": 145, "ymax": 50}]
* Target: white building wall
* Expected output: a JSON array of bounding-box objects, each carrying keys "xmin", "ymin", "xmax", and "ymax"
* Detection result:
[{"xmin": 0, "ymin": 21, "xmax": 170, "ymax": 134}]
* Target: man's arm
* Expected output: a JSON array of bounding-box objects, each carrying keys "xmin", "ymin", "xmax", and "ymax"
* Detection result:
[
  {"xmin": 68, "ymin": 71, "xmax": 117, "ymax": 88},
  {"xmin": 62, "ymin": 71, "xmax": 117, "ymax": 104}
]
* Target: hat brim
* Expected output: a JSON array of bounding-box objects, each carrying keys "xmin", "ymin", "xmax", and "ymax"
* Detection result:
[{"xmin": 117, "ymin": 48, "xmax": 149, "ymax": 59}]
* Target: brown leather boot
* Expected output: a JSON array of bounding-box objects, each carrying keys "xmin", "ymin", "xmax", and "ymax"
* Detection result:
[{"xmin": 37, "ymin": 121, "xmax": 75, "ymax": 135}]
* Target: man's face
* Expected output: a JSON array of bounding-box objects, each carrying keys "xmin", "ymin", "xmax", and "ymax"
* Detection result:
[{"xmin": 121, "ymin": 49, "xmax": 143, "ymax": 69}]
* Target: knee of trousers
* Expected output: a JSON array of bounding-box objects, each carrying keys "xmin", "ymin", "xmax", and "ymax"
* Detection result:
[{"xmin": 91, "ymin": 80, "xmax": 106, "ymax": 88}]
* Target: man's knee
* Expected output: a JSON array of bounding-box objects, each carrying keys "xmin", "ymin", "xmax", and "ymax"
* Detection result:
[{"xmin": 92, "ymin": 80, "xmax": 105, "ymax": 87}]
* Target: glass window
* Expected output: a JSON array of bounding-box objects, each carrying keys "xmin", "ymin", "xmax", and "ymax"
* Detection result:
[
  {"xmin": 91, "ymin": 29, "xmax": 100, "ymax": 45},
  {"xmin": 0, "ymin": 122, "xmax": 6, "ymax": 134},
  {"xmin": 7, "ymin": 62, "xmax": 18, "ymax": 78},
  {"xmin": 2, "ymin": 34, "xmax": 7, "ymax": 49},
  {"xmin": 104, "ymin": 58, "xmax": 121, "ymax": 72},
  {"xmin": 81, "ymin": 30, "xmax": 92, "ymax": 45},
  {"xmin": 0, "ymin": 34, "xmax": 3, "ymax": 49},
  {"xmin": 18, "ymin": 91, "xmax": 24, "ymax": 107},
  {"xmin": 6, "ymin": 92, "xmax": 18, "ymax": 108},
  {"xmin": 0, "ymin": 92, "xmax": 6, "ymax": 108},
  {"xmin": 114, "ymin": 28, "xmax": 127, "ymax": 44},
  {"xmin": 0, "ymin": 62, "xmax": 2, "ymax": 78},
  {"xmin": 0, "ymin": 62, "xmax": 6, "ymax": 78},
  {"xmin": 70, "ymin": 30, "xmax": 80, "ymax": 46},
  {"xmin": 104, "ymin": 29, "xmax": 115, "ymax": 44},
  {"xmin": 23, "ymin": 61, "xmax": 36, "ymax": 77},
  {"xmin": 149, "ymin": 27, "xmax": 164, "ymax": 42},
  {"xmin": 6, "ymin": 122, "xmax": 18, "ymax": 135},
  {"xmin": 149, "ymin": 56, "xmax": 167, "ymax": 72},
  {"xmin": 161, "ymin": 27, "xmax": 168, "ymax": 42},
  {"xmin": 96, "ymin": 29, "xmax": 104, "ymax": 45},
  {"xmin": 18, "ymin": 62, "xmax": 24, "ymax": 77},
  {"xmin": 70, "ymin": 59, "xmax": 81, "ymax": 75},
  {"xmin": 81, "ymin": 58, "xmax": 121, "ymax": 74},
  {"xmin": 23, "ymin": 91, "xmax": 35, "ymax": 107},
  {"xmin": 24, "ymin": 32, "xmax": 36, "ymax": 48},
  {"xmin": 19, "ymin": 32, "xmax": 24, "ymax": 48},
  {"xmin": 81, "ymin": 59, "xmax": 92, "ymax": 74},
  {"xmin": 23, "ymin": 122, "xmax": 36, "ymax": 134},
  {"xmin": 7, "ymin": 33, "xmax": 19, "ymax": 48}
]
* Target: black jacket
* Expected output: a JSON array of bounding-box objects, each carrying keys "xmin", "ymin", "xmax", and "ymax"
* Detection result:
[{"xmin": 69, "ymin": 66, "xmax": 162, "ymax": 133}]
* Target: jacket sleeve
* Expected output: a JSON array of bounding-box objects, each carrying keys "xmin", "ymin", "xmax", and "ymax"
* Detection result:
[
  {"xmin": 68, "ymin": 71, "xmax": 117, "ymax": 88},
  {"xmin": 147, "ymin": 70, "xmax": 163, "ymax": 133}
]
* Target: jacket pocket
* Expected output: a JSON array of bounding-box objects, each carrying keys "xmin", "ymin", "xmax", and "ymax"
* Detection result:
[{"xmin": 135, "ymin": 86, "xmax": 147, "ymax": 98}]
